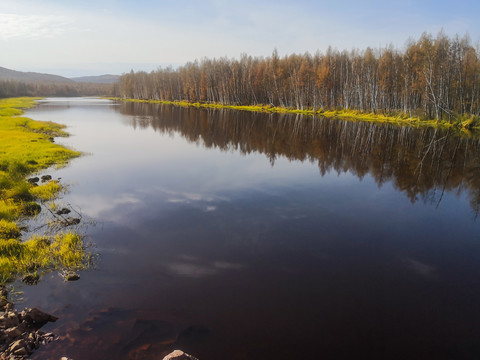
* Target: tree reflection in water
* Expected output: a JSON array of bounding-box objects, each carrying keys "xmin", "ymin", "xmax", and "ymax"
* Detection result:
[{"xmin": 121, "ymin": 102, "xmax": 480, "ymax": 215}]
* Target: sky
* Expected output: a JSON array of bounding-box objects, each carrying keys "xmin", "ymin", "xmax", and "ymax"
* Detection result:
[{"xmin": 1, "ymin": 0, "xmax": 479, "ymax": 78}]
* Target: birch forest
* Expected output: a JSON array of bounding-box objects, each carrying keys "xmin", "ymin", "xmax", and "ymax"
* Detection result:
[{"xmin": 116, "ymin": 32, "xmax": 480, "ymax": 122}]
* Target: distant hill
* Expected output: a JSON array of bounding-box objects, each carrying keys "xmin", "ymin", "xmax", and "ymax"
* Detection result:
[
  {"xmin": 70, "ymin": 75, "xmax": 120, "ymax": 84},
  {"xmin": 0, "ymin": 66, "xmax": 73, "ymax": 84}
]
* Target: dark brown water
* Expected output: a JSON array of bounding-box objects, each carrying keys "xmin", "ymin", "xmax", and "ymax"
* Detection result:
[{"xmin": 18, "ymin": 98, "xmax": 480, "ymax": 360}]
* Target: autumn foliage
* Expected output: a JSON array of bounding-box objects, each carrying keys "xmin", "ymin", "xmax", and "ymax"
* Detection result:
[{"xmin": 116, "ymin": 32, "xmax": 480, "ymax": 123}]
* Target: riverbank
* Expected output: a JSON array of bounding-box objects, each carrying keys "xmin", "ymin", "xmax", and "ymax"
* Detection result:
[
  {"xmin": 109, "ymin": 98, "xmax": 479, "ymax": 132},
  {"xmin": 0, "ymin": 97, "xmax": 85, "ymax": 284}
]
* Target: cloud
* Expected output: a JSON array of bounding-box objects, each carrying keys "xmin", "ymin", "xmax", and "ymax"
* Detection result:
[
  {"xmin": 166, "ymin": 256, "xmax": 245, "ymax": 278},
  {"xmin": 166, "ymin": 262, "xmax": 217, "ymax": 278},
  {"xmin": 0, "ymin": 13, "xmax": 71, "ymax": 40},
  {"xmin": 402, "ymin": 257, "xmax": 436, "ymax": 279},
  {"xmin": 68, "ymin": 192, "xmax": 141, "ymax": 219}
]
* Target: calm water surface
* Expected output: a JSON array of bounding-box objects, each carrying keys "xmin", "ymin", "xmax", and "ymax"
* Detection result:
[{"xmin": 18, "ymin": 98, "xmax": 480, "ymax": 359}]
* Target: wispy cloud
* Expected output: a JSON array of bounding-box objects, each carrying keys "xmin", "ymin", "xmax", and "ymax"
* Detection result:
[
  {"xmin": 1, "ymin": 0, "xmax": 480, "ymax": 76},
  {"xmin": 402, "ymin": 257, "xmax": 437, "ymax": 279},
  {"xmin": 166, "ymin": 256, "xmax": 245, "ymax": 278},
  {"xmin": 0, "ymin": 13, "xmax": 70, "ymax": 40}
]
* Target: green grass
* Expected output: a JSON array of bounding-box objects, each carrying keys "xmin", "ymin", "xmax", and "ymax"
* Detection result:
[
  {"xmin": 0, "ymin": 97, "xmax": 86, "ymax": 284},
  {"xmin": 0, "ymin": 232, "xmax": 86, "ymax": 284}
]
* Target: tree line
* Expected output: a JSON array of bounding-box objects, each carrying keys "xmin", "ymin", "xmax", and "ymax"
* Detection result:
[
  {"xmin": 116, "ymin": 32, "xmax": 480, "ymax": 122},
  {"xmin": 0, "ymin": 80, "xmax": 112, "ymax": 98}
]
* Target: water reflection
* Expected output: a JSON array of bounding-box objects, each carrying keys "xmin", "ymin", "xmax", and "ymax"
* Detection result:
[
  {"xmin": 22, "ymin": 99, "xmax": 480, "ymax": 360},
  {"xmin": 120, "ymin": 102, "xmax": 480, "ymax": 214}
]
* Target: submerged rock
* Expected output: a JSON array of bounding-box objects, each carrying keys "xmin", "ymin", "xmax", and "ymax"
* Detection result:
[
  {"xmin": 40, "ymin": 175, "xmax": 52, "ymax": 182},
  {"xmin": 21, "ymin": 308, "xmax": 58, "ymax": 328},
  {"xmin": 27, "ymin": 177, "xmax": 39, "ymax": 184},
  {"xmin": 60, "ymin": 271, "xmax": 80, "ymax": 282},
  {"xmin": 56, "ymin": 208, "xmax": 71, "ymax": 215},
  {"xmin": 22, "ymin": 274, "xmax": 40, "ymax": 286},
  {"xmin": 64, "ymin": 218, "xmax": 80, "ymax": 226}
]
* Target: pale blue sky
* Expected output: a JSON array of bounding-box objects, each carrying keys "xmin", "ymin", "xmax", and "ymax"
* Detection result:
[{"xmin": 1, "ymin": 0, "xmax": 479, "ymax": 77}]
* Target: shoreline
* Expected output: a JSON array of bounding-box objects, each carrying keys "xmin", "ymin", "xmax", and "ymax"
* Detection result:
[
  {"xmin": 0, "ymin": 97, "xmax": 85, "ymax": 284},
  {"xmin": 0, "ymin": 97, "xmax": 87, "ymax": 359},
  {"xmin": 107, "ymin": 97, "xmax": 477, "ymax": 132}
]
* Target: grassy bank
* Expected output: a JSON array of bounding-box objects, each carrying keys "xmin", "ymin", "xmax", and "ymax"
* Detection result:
[
  {"xmin": 0, "ymin": 97, "xmax": 85, "ymax": 284},
  {"xmin": 108, "ymin": 98, "xmax": 478, "ymax": 130}
]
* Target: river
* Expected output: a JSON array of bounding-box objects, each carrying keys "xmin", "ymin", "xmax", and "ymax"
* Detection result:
[{"xmin": 18, "ymin": 97, "xmax": 480, "ymax": 359}]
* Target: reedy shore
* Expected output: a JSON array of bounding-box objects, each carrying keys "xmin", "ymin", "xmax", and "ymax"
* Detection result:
[{"xmin": 110, "ymin": 97, "xmax": 480, "ymax": 133}]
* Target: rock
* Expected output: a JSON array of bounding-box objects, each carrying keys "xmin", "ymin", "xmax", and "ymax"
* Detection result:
[
  {"xmin": 39, "ymin": 332, "xmax": 56, "ymax": 345},
  {"xmin": 62, "ymin": 217, "xmax": 81, "ymax": 226},
  {"xmin": 0, "ymin": 296, "xmax": 12, "ymax": 310},
  {"xmin": 5, "ymin": 326, "xmax": 22, "ymax": 339},
  {"xmin": 56, "ymin": 208, "xmax": 71, "ymax": 215},
  {"xmin": 1, "ymin": 311, "xmax": 20, "ymax": 328},
  {"xmin": 9, "ymin": 339, "xmax": 26, "ymax": 352},
  {"xmin": 65, "ymin": 273, "xmax": 80, "ymax": 281},
  {"xmin": 27, "ymin": 332, "xmax": 36, "ymax": 342},
  {"xmin": 60, "ymin": 357, "xmax": 74, "ymax": 360},
  {"xmin": 13, "ymin": 346, "xmax": 29, "ymax": 356},
  {"xmin": 21, "ymin": 308, "xmax": 58, "ymax": 328},
  {"xmin": 41, "ymin": 175, "xmax": 52, "ymax": 182},
  {"xmin": 162, "ymin": 350, "xmax": 199, "ymax": 360},
  {"xmin": 22, "ymin": 274, "xmax": 40, "ymax": 286},
  {"xmin": 27, "ymin": 177, "xmax": 39, "ymax": 184}
]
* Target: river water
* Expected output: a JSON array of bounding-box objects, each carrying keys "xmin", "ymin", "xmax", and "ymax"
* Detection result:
[{"xmin": 18, "ymin": 98, "xmax": 480, "ymax": 359}]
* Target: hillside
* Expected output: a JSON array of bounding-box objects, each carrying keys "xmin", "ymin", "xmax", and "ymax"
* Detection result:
[
  {"xmin": 0, "ymin": 66, "xmax": 73, "ymax": 84},
  {"xmin": 71, "ymin": 74, "xmax": 120, "ymax": 84}
]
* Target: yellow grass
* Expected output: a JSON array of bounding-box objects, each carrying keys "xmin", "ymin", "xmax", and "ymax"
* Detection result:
[{"xmin": 0, "ymin": 97, "xmax": 86, "ymax": 284}]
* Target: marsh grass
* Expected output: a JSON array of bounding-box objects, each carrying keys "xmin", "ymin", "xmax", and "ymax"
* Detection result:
[
  {"xmin": 30, "ymin": 181, "xmax": 62, "ymax": 202},
  {"xmin": 0, "ymin": 219, "xmax": 21, "ymax": 240},
  {"xmin": 0, "ymin": 232, "xmax": 86, "ymax": 284},
  {"xmin": 0, "ymin": 97, "xmax": 87, "ymax": 284}
]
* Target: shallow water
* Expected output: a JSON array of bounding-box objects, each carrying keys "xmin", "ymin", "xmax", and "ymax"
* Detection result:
[{"xmin": 18, "ymin": 98, "xmax": 480, "ymax": 359}]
